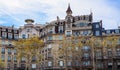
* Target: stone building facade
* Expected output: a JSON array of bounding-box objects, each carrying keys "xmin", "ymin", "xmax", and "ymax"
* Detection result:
[
  {"xmin": 0, "ymin": 4, "xmax": 120, "ymax": 70},
  {"xmin": 0, "ymin": 26, "xmax": 19, "ymax": 70}
]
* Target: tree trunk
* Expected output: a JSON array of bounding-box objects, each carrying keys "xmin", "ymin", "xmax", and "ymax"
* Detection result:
[
  {"xmin": 25, "ymin": 62, "xmax": 30, "ymax": 70},
  {"xmin": 92, "ymin": 47, "xmax": 95, "ymax": 70},
  {"xmin": 65, "ymin": 50, "xmax": 68, "ymax": 70},
  {"xmin": 25, "ymin": 64, "xmax": 28, "ymax": 70}
]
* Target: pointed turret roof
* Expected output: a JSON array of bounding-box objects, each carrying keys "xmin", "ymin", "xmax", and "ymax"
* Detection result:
[{"xmin": 66, "ymin": 3, "xmax": 72, "ymax": 15}]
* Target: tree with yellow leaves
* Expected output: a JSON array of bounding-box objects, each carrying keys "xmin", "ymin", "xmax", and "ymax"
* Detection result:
[
  {"xmin": 15, "ymin": 36, "xmax": 44, "ymax": 70},
  {"xmin": 0, "ymin": 59, "xmax": 5, "ymax": 70},
  {"xmin": 58, "ymin": 36, "xmax": 74, "ymax": 70},
  {"xmin": 90, "ymin": 36, "xmax": 119, "ymax": 70}
]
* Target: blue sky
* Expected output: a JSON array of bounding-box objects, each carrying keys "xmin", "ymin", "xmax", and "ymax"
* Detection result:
[{"xmin": 0, "ymin": 0, "xmax": 120, "ymax": 29}]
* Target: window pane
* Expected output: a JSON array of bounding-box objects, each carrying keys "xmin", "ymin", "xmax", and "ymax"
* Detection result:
[
  {"xmin": 95, "ymin": 31, "xmax": 100, "ymax": 36},
  {"xmin": 1, "ymin": 55, "xmax": 5, "ymax": 61},
  {"xmin": 59, "ymin": 61, "xmax": 64, "ymax": 66},
  {"xmin": 48, "ymin": 61, "xmax": 52, "ymax": 66}
]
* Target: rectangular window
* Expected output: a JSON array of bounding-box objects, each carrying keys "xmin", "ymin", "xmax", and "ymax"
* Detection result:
[
  {"xmin": 8, "ymin": 29, "xmax": 12, "ymax": 32},
  {"xmin": 83, "ymin": 53, "xmax": 90, "ymax": 58},
  {"xmin": 14, "ymin": 34, "xmax": 18, "ymax": 40},
  {"xmin": 21, "ymin": 64, "xmax": 25, "ymax": 68},
  {"xmin": 22, "ymin": 34, "xmax": 26, "ymax": 39},
  {"xmin": 32, "ymin": 56, "xmax": 36, "ymax": 61},
  {"xmin": 67, "ymin": 61, "xmax": 72, "ymax": 66},
  {"xmin": 48, "ymin": 53, "xmax": 52, "ymax": 58},
  {"xmin": 96, "ymin": 62, "xmax": 103, "ymax": 68},
  {"xmin": 95, "ymin": 30, "xmax": 100, "ymax": 36},
  {"xmin": 108, "ymin": 51, "xmax": 112, "ymax": 57},
  {"xmin": 14, "ymin": 56, "xmax": 17, "ymax": 62},
  {"xmin": 116, "ymin": 48, "xmax": 120, "ymax": 56},
  {"xmin": 2, "ymin": 32, "xmax": 7, "ymax": 38},
  {"xmin": 8, "ymin": 56, "xmax": 11, "ymax": 61},
  {"xmin": 8, "ymin": 33, "xmax": 12, "ymax": 39},
  {"xmin": 48, "ymin": 36, "xmax": 53, "ymax": 40},
  {"xmin": 75, "ymin": 47, "xmax": 79, "ymax": 51},
  {"xmin": 75, "ymin": 61, "xmax": 79, "ymax": 66},
  {"xmin": 115, "ymin": 29, "xmax": 119, "ymax": 33},
  {"xmin": 22, "ymin": 57, "xmax": 25, "ymax": 62},
  {"xmin": 68, "ymin": 54, "xmax": 72, "ymax": 59},
  {"xmin": 106, "ymin": 30, "xmax": 111, "ymax": 34},
  {"xmin": 66, "ymin": 31, "xmax": 71, "ymax": 37},
  {"xmin": 59, "ymin": 61, "xmax": 64, "ymax": 66},
  {"xmin": 14, "ymin": 30, "xmax": 17, "ymax": 33},
  {"xmin": 8, "ymin": 40, "xmax": 12, "ymax": 46},
  {"xmin": 7, "ymin": 63, "xmax": 10, "ymax": 69},
  {"xmin": 8, "ymin": 48, "xmax": 11, "ymax": 54},
  {"xmin": 2, "ymin": 29, "xmax": 6, "ymax": 31},
  {"xmin": 59, "ymin": 26, "xmax": 63, "ymax": 33},
  {"xmin": 14, "ymin": 49, "xmax": 17, "ymax": 54},
  {"xmin": 32, "ymin": 64, "xmax": 36, "ymax": 68},
  {"xmin": 96, "ymin": 51, "xmax": 102, "ymax": 58},
  {"xmin": 48, "ymin": 61, "xmax": 52, "ymax": 67},
  {"xmin": 14, "ymin": 64, "xmax": 17, "ymax": 68},
  {"xmin": 83, "ymin": 31, "xmax": 88, "ymax": 35},
  {"xmin": 79, "ymin": 23, "xmax": 84, "ymax": 27},
  {"xmin": 59, "ymin": 36, "xmax": 63, "ymax": 40},
  {"xmin": 95, "ymin": 24, "xmax": 99, "ymax": 28},
  {"xmin": 27, "ymin": 29, "xmax": 30, "ymax": 32},
  {"xmin": 1, "ymin": 48, "xmax": 5, "ymax": 54},
  {"xmin": 118, "ymin": 39, "xmax": 120, "ymax": 44},
  {"xmin": 1, "ymin": 55, "xmax": 5, "ymax": 61},
  {"xmin": 49, "ymin": 28, "xmax": 53, "ymax": 34},
  {"xmin": 83, "ymin": 61, "xmax": 90, "ymax": 66}
]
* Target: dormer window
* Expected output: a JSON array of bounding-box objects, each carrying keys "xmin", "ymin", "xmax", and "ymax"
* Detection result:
[
  {"xmin": 59, "ymin": 26, "xmax": 63, "ymax": 33},
  {"xmin": 106, "ymin": 30, "xmax": 110, "ymax": 34},
  {"xmin": 2, "ymin": 29, "xmax": 6, "ymax": 31},
  {"xmin": 2, "ymin": 32, "xmax": 7, "ymax": 38},
  {"xmin": 8, "ymin": 33, "xmax": 12, "ymax": 39},
  {"xmin": 115, "ymin": 30, "xmax": 119, "ymax": 33},
  {"xmin": 8, "ymin": 29, "xmax": 12, "ymax": 32},
  {"xmin": 96, "ymin": 24, "xmax": 99, "ymax": 28},
  {"xmin": 14, "ymin": 34, "xmax": 18, "ymax": 40},
  {"xmin": 49, "ymin": 28, "xmax": 53, "ymax": 34}
]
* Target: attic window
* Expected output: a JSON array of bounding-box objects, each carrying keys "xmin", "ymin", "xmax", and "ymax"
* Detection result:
[
  {"xmin": 115, "ymin": 30, "xmax": 119, "ymax": 33},
  {"xmin": 96, "ymin": 24, "xmax": 99, "ymax": 28},
  {"xmin": 106, "ymin": 30, "xmax": 110, "ymax": 34}
]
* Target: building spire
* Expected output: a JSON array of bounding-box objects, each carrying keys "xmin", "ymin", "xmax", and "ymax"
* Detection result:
[{"xmin": 66, "ymin": 3, "xmax": 72, "ymax": 15}]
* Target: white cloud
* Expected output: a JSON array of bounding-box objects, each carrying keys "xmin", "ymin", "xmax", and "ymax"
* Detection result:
[
  {"xmin": 0, "ymin": 0, "xmax": 120, "ymax": 29},
  {"xmin": 0, "ymin": 20, "xmax": 6, "ymax": 24}
]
